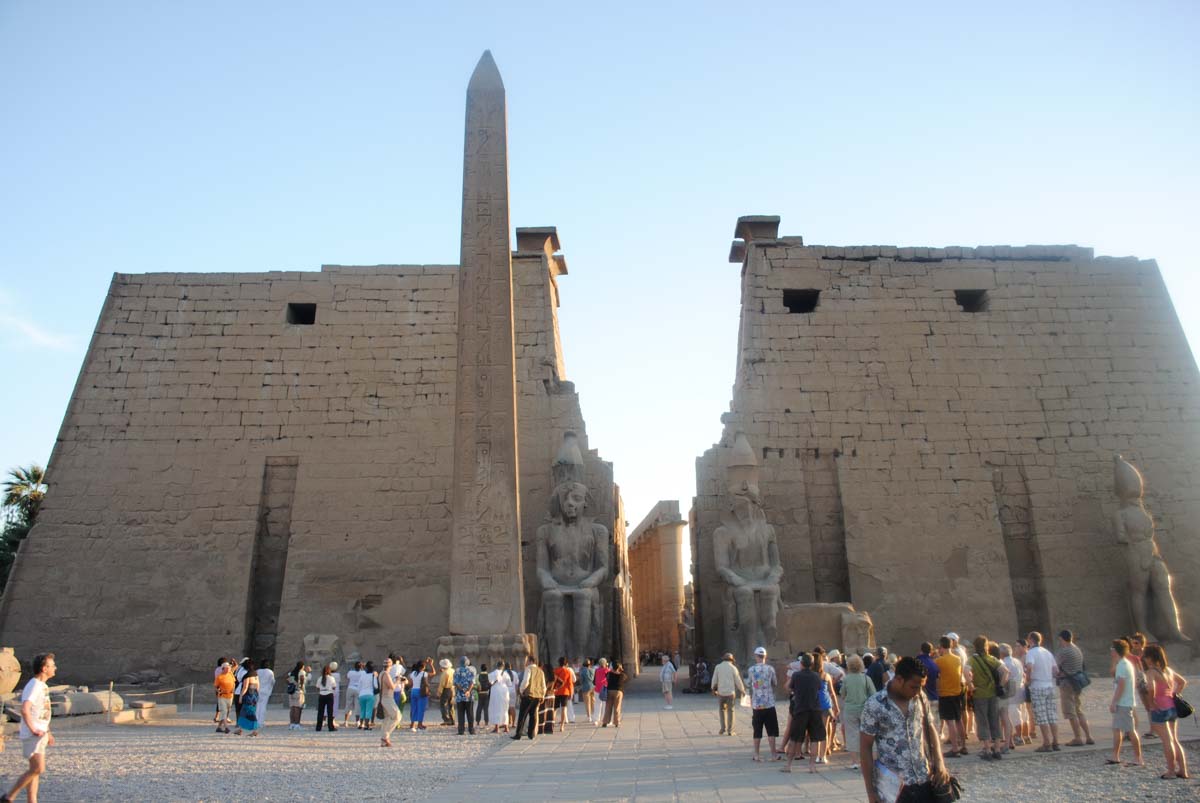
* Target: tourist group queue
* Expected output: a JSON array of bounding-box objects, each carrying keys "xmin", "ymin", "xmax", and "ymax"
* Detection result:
[
  {"xmin": 211, "ymin": 653, "xmax": 632, "ymax": 745},
  {"xmin": 695, "ymin": 629, "xmax": 1190, "ymax": 802}
]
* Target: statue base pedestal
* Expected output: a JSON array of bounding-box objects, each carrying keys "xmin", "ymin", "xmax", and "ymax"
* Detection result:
[
  {"xmin": 436, "ymin": 633, "xmax": 537, "ymax": 669},
  {"xmin": 774, "ymin": 603, "xmax": 876, "ymax": 658}
]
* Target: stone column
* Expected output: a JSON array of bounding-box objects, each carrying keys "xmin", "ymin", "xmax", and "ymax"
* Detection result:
[
  {"xmin": 659, "ymin": 519, "xmax": 686, "ymax": 654},
  {"xmin": 441, "ymin": 51, "xmax": 535, "ymax": 664}
]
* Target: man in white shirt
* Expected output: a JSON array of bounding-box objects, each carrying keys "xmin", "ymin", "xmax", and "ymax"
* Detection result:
[
  {"xmin": 660, "ymin": 657, "xmax": 677, "ymax": 709},
  {"xmin": 343, "ymin": 662, "xmax": 363, "ymax": 727},
  {"xmin": 712, "ymin": 652, "xmax": 746, "ymax": 736},
  {"xmin": 1024, "ymin": 631, "xmax": 1061, "ymax": 751},
  {"xmin": 5, "ymin": 652, "xmax": 57, "ymax": 803},
  {"xmin": 257, "ymin": 660, "xmax": 276, "ymax": 726}
]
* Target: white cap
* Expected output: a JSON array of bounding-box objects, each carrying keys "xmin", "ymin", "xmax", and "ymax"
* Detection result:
[
  {"xmin": 827, "ymin": 649, "xmax": 841, "ymax": 659},
  {"xmin": 945, "ymin": 632, "xmax": 959, "ymax": 641},
  {"xmin": 754, "ymin": 646, "xmax": 767, "ymax": 656}
]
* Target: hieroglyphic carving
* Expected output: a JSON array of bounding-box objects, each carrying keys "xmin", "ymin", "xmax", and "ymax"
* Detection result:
[{"xmin": 447, "ymin": 52, "xmax": 526, "ymax": 636}]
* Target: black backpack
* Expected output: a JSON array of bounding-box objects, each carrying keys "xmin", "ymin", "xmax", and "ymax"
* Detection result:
[{"xmin": 478, "ymin": 672, "xmax": 492, "ymax": 693}]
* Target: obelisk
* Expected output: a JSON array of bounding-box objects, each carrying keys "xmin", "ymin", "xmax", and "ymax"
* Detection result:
[{"xmin": 441, "ymin": 51, "xmax": 534, "ymax": 663}]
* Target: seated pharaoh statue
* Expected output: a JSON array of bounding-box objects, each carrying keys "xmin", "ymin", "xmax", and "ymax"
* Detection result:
[
  {"xmin": 713, "ymin": 432, "xmax": 783, "ymax": 667},
  {"xmin": 536, "ymin": 432, "xmax": 610, "ymax": 662}
]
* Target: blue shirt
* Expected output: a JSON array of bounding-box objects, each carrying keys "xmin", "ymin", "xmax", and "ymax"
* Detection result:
[
  {"xmin": 453, "ymin": 665, "xmax": 477, "ymax": 703},
  {"xmin": 917, "ymin": 654, "xmax": 940, "ymax": 700}
]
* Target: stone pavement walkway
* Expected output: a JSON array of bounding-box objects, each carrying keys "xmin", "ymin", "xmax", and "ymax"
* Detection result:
[
  {"xmin": 438, "ymin": 670, "xmax": 1200, "ymax": 803},
  {"xmin": 441, "ymin": 671, "xmax": 867, "ymax": 802}
]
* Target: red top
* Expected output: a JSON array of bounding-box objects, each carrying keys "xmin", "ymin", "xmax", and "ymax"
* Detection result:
[{"xmin": 553, "ymin": 667, "xmax": 575, "ymax": 697}]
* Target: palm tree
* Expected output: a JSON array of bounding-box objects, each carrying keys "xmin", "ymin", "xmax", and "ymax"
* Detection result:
[
  {"xmin": 1, "ymin": 464, "xmax": 45, "ymax": 592},
  {"xmin": 2, "ymin": 464, "xmax": 45, "ymax": 526}
]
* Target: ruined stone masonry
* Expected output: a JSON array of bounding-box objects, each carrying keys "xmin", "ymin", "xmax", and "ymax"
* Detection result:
[
  {"xmin": 694, "ymin": 216, "xmax": 1200, "ymax": 662},
  {"xmin": 0, "ymin": 53, "xmax": 638, "ymax": 681}
]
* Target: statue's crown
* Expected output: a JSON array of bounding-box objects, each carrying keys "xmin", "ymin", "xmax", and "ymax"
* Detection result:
[
  {"xmin": 725, "ymin": 431, "xmax": 760, "ymax": 495},
  {"xmin": 553, "ymin": 431, "xmax": 586, "ymax": 487},
  {"xmin": 1114, "ymin": 453, "xmax": 1144, "ymax": 501}
]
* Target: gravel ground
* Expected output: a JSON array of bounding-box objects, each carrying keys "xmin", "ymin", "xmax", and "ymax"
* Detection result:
[
  {"xmin": 947, "ymin": 738, "xmax": 1200, "ymax": 802},
  {"xmin": 0, "ymin": 715, "xmax": 504, "ymax": 802}
]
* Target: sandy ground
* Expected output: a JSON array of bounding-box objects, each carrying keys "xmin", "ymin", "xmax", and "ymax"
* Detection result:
[{"xmin": 0, "ymin": 711, "xmax": 505, "ymax": 802}]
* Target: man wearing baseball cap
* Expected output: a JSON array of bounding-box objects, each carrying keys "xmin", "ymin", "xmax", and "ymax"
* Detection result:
[{"xmin": 748, "ymin": 647, "xmax": 781, "ymax": 761}]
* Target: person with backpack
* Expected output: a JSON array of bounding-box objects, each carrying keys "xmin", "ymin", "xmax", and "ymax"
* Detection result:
[
  {"xmin": 286, "ymin": 662, "xmax": 307, "ymax": 730},
  {"xmin": 475, "ymin": 663, "xmax": 491, "ymax": 727},
  {"xmin": 1055, "ymin": 630, "xmax": 1095, "ymax": 747},
  {"xmin": 1143, "ymin": 643, "xmax": 1190, "ymax": 780},
  {"xmin": 408, "ymin": 659, "xmax": 431, "ymax": 731}
]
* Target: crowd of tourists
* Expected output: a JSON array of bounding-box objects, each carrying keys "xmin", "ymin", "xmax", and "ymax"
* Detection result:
[
  {"xmin": 1, "ymin": 633, "xmax": 1191, "ymax": 802},
  {"xmin": 208, "ymin": 652, "xmax": 633, "ymax": 744},
  {"xmin": 706, "ymin": 628, "xmax": 1191, "ymax": 801}
]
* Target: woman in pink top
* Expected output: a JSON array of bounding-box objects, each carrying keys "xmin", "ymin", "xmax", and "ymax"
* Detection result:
[
  {"xmin": 1143, "ymin": 644, "xmax": 1189, "ymax": 780},
  {"xmin": 593, "ymin": 659, "xmax": 609, "ymax": 727}
]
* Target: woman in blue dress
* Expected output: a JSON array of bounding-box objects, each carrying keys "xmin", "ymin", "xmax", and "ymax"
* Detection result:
[{"xmin": 234, "ymin": 658, "xmax": 262, "ymax": 737}]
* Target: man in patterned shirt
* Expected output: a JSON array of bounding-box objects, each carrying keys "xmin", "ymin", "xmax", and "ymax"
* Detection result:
[
  {"xmin": 748, "ymin": 646, "xmax": 780, "ymax": 762},
  {"xmin": 452, "ymin": 657, "xmax": 478, "ymax": 736},
  {"xmin": 860, "ymin": 656, "xmax": 950, "ymax": 803}
]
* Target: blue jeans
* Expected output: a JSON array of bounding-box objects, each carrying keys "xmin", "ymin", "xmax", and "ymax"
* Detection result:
[
  {"xmin": 411, "ymin": 693, "xmax": 428, "ymax": 723},
  {"xmin": 359, "ymin": 693, "xmax": 375, "ymax": 721}
]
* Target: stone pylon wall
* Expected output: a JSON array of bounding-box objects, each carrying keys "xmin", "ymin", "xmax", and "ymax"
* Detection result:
[
  {"xmin": 509, "ymin": 234, "xmax": 632, "ymax": 666},
  {"xmin": 695, "ymin": 229, "xmax": 1200, "ymax": 661},
  {"xmin": 0, "ymin": 252, "xmax": 622, "ymax": 682}
]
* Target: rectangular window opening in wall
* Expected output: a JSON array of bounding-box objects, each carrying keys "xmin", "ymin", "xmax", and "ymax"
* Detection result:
[
  {"xmin": 955, "ymin": 289, "xmax": 989, "ymax": 313},
  {"xmin": 286, "ymin": 302, "xmax": 317, "ymax": 325},
  {"xmin": 783, "ymin": 289, "xmax": 820, "ymax": 313}
]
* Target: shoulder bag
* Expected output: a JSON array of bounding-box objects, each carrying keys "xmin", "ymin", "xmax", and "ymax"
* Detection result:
[{"xmin": 1172, "ymin": 672, "xmax": 1194, "ymax": 719}]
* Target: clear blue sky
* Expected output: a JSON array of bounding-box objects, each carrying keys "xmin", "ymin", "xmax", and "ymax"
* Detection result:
[{"xmin": 2, "ymin": 2, "xmax": 1197, "ymax": 573}]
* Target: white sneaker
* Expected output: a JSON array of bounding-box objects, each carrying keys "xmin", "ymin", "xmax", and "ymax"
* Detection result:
[{"xmin": 664, "ymin": 705, "xmax": 673, "ymax": 710}]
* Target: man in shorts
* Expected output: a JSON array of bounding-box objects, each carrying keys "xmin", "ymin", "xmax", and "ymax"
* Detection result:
[
  {"xmin": 660, "ymin": 655, "xmax": 677, "ymax": 710},
  {"xmin": 1056, "ymin": 629, "xmax": 1094, "ymax": 746},
  {"xmin": 747, "ymin": 647, "xmax": 780, "ymax": 762},
  {"xmin": 782, "ymin": 653, "xmax": 824, "ymax": 774},
  {"xmin": 3, "ymin": 653, "xmax": 57, "ymax": 803},
  {"xmin": 1024, "ymin": 631, "xmax": 1061, "ymax": 752},
  {"xmin": 934, "ymin": 637, "xmax": 966, "ymax": 756},
  {"xmin": 1109, "ymin": 639, "xmax": 1142, "ymax": 766}
]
